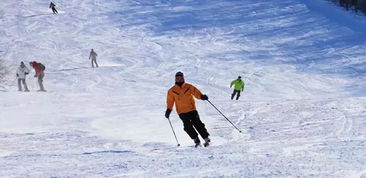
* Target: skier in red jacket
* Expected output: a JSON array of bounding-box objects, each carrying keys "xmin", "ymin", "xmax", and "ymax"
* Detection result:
[{"xmin": 30, "ymin": 61, "xmax": 46, "ymax": 92}]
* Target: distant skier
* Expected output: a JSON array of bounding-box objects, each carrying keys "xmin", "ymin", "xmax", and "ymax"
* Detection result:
[
  {"xmin": 30, "ymin": 61, "xmax": 46, "ymax": 92},
  {"xmin": 16, "ymin": 61, "xmax": 30, "ymax": 92},
  {"xmin": 49, "ymin": 2, "xmax": 58, "ymax": 14},
  {"xmin": 165, "ymin": 72, "xmax": 211, "ymax": 147},
  {"xmin": 230, "ymin": 76, "xmax": 245, "ymax": 100},
  {"xmin": 89, "ymin": 49, "xmax": 99, "ymax": 68}
]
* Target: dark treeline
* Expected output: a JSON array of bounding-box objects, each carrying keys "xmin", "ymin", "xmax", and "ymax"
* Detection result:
[{"xmin": 329, "ymin": 0, "xmax": 366, "ymax": 14}]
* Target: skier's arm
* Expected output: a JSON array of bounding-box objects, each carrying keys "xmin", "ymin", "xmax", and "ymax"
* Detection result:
[
  {"xmin": 166, "ymin": 90, "xmax": 175, "ymax": 110},
  {"xmin": 190, "ymin": 85, "xmax": 204, "ymax": 100},
  {"xmin": 241, "ymin": 81, "xmax": 245, "ymax": 91},
  {"xmin": 165, "ymin": 90, "xmax": 175, "ymax": 118},
  {"xmin": 230, "ymin": 80, "xmax": 234, "ymax": 88}
]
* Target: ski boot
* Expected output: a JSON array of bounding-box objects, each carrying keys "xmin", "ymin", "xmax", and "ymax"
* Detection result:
[
  {"xmin": 203, "ymin": 137, "xmax": 211, "ymax": 147},
  {"xmin": 193, "ymin": 138, "xmax": 201, "ymax": 147}
]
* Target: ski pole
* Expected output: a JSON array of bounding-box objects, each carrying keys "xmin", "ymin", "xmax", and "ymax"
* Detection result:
[
  {"xmin": 207, "ymin": 100, "xmax": 242, "ymax": 133},
  {"xmin": 167, "ymin": 118, "xmax": 180, "ymax": 146}
]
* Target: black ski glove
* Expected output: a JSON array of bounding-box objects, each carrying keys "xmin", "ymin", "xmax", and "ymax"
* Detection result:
[
  {"xmin": 201, "ymin": 94, "xmax": 208, "ymax": 100},
  {"xmin": 16, "ymin": 74, "xmax": 19, "ymax": 77},
  {"xmin": 165, "ymin": 109, "xmax": 172, "ymax": 119},
  {"xmin": 25, "ymin": 72, "xmax": 29, "ymax": 75}
]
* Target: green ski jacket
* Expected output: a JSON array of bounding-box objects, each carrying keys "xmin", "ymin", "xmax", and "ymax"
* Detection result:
[{"xmin": 230, "ymin": 79, "xmax": 245, "ymax": 91}]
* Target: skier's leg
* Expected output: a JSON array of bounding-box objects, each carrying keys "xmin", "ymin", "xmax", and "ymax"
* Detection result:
[
  {"xmin": 38, "ymin": 74, "xmax": 45, "ymax": 91},
  {"xmin": 231, "ymin": 90, "xmax": 236, "ymax": 100},
  {"xmin": 18, "ymin": 79, "xmax": 22, "ymax": 91},
  {"xmin": 232, "ymin": 90, "xmax": 239, "ymax": 100},
  {"xmin": 236, "ymin": 91, "xmax": 241, "ymax": 100},
  {"xmin": 22, "ymin": 79, "xmax": 29, "ymax": 91},
  {"xmin": 38, "ymin": 76, "xmax": 42, "ymax": 90},
  {"xmin": 190, "ymin": 111, "xmax": 210, "ymax": 139},
  {"xmin": 179, "ymin": 112, "xmax": 199, "ymax": 139},
  {"xmin": 95, "ymin": 59, "xmax": 99, "ymax": 67},
  {"xmin": 91, "ymin": 60, "xmax": 94, "ymax": 68}
]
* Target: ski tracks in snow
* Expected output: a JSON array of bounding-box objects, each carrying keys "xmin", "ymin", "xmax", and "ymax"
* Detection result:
[{"xmin": 225, "ymin": 99, "xmax": 360, "ymax": 155}]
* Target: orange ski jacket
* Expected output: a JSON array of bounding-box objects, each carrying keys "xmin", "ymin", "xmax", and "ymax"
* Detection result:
[{"xmin": 166, "ymin": 83, "xmax": 203, "ymax": 114}]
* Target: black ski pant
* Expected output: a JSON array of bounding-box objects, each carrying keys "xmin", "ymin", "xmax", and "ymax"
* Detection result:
[
  {"xmin": 231, "ymin": 89, "xmax": 241, "ymax": 100},
  {"xmin": 178, "ymin": 110, "xmax": 209, "ymax": 140},
  {"xmin": 91, "ymin": 59, "xmax": 99, "ymax": 68},
  {"xmin": 52, "ymin": 7, "xmax": 58, "ymax": 14}
]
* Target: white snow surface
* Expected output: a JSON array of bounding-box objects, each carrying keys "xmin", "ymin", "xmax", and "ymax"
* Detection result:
[{"xmin": 0, "ymin": 0, "xmax": 366, "ymax": 177}]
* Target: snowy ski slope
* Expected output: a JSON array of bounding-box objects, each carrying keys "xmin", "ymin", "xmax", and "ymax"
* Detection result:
[{"xmin": 0, "ymin": 0, "xmax": 365, "ymax": 177}]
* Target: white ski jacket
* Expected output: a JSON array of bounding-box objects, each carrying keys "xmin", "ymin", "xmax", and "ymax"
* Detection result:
[{"xmin": 17, "ymin": 66, "xmax": 30, "ymax": 79}]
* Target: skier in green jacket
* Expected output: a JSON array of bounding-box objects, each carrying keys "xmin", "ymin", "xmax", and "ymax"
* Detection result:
[{"xmin": 230, "ymin": 76, "xmax": 245, "ymax": 100}]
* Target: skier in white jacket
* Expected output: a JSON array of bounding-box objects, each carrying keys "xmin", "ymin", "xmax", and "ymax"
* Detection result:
[{"xmin": 16, "ymin": 61, "xmax": 30, "ymax": 92}]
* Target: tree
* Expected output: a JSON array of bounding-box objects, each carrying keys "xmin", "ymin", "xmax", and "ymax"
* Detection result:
[
  {"xmin": 329, "ymin": 0, "xmax": 366, "ymax": 14},
  {"xmin": 358, "ymin": 0, "xmax": 366, "ymax": 13}
]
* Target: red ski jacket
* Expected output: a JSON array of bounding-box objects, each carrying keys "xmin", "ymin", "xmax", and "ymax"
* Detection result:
[{"xmin": 31, "ymin": 62, "xmax": 44, "ymax": 76}]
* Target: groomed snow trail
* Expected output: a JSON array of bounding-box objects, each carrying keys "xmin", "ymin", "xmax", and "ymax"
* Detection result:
[{"xmin": 0, "ymin": 0, "xmax": 365, "ymax": 177}]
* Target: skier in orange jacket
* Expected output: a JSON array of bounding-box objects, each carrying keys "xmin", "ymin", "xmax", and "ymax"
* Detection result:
[{"xmin": 165, "ymin": 72, "xmax": 211, "ymax": 147}]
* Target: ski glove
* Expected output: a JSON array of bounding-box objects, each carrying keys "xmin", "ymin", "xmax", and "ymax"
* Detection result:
[
  {"xmin": 16, "ymin": 74, "xmax": 19, "ymax": 77},
  {"xmin": 201, "ymin": 94, "xmax": 208, "ymax": 100},
  {"xmin": 165, "ymin": 109, "xmax": 172, "ymax": 119}
]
